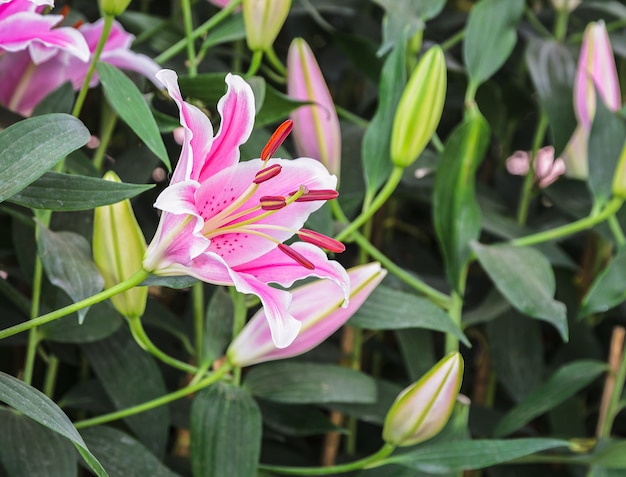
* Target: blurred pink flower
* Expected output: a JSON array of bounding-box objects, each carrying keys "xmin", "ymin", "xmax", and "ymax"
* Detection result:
[
  {"xmin": 0, "ymin": 18, "xmax": 160, "ymax": 116},
  {"xmin": 506, "ymin": 146, "xmax": 566, "ymax": 188},
  {"xmin": 0, "ymin": 0, "xmax": 89, "ymax": 64},
  {"xmin": 228, "ymin": 262, "xmax": 386, "ymax": 366},
  {"xmin": 143, "ymin": 70, "xmax": 348, "ymax": 348},
  {"xmin": 287, "ymin": 38, "xmax": 341, "ymax": 177},
  {"xmin": 563, "ymin": 21, "xmax": 621, "ymax": 179}
]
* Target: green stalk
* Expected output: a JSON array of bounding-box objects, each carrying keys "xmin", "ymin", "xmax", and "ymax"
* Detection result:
[
  {"xmin": 265, "ymin": 46, "xmax": 287, "ymax": 76},
  {"xmin": 74, "ymin": 363, "xmax": 231, "ymax": 429},
  {"xmin": 181, "ymin": 0, "xmax": 198, "ymax": 76},
  {"xmin": 193, "ymin": 282, "xmax": 205, "ymax": 363},
  {"xmin": 245, "ymin": 50, "xmax": 264, "ymax": 77},
  {"xmin": 608, "ymin": 215, "xmax": 626, "ymax": 247},
  {"xmin": 229, "ymin": 288, "xmax": 247, "ymax": 386},
  {"xmin": 523, "ymin": 6, "xmax": 553, "ymax": 39},
  {"xmin": 43, "ymin": 355, "xmax": 59, "ymax": 398},
  {"xmin": 0, "ymin": 269, "xmax": 150, "ymax": 341},
  {"xmin": 335, "ymin": 105, "xmax": 369, "ymax": 129},
  {"xmin": 92, "ymin": 102, "xmax": 118, "ymax": 172},
  {"xmin": 440, "ymin": 28, "xmax": 466, "ymax": 51},
  {"xmin": 516, "ymin": 113, "xmax": 548, "ymax": 225}
]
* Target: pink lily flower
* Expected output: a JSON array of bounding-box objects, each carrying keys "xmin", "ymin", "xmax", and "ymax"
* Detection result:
[
  {"xmin": 227, "ymin": 262, "xmax": 386, "ymax": 366},
  {"xmin": 563, "ymin": 21, "xmax": 621, "ymax": 179},
  {"xmin": 287, "ymin": 38, "xmax": 341, "ymax": 177},
  {"xmin": 0, "ymin": 18, "xmax": 161, "ymax": 116},
  {"xmin": 0, "ymin": 0, "xmax": 89, "ymax": 64},
  {"xmin": 142, "ymin": 69, "xmax": 349, "ymax": 348}
]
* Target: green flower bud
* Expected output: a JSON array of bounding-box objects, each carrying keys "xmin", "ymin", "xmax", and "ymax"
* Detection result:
[
  {"xmin": 383, "ymin": 352, "xmax": 463, "ymax": 447},
  {"xmin": 99, "ymin": 0, "xmax": 132, "ymax": 16},
  {"xmin": 243, "ymin": 0, "xmax": 291, "ymax": 52},
  {"xmin": 390, "ymin": 46, "xmax": 447, "ymax": 168},
  {"xmin": 612, "ymin": 140, "xmax": 626, "ymax": 199},
  {"xmin": 93, "ymin": 171, "xmax": 147, "ymax": 319}
]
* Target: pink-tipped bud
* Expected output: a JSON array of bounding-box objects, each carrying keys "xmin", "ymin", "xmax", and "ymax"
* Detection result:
[
  {"xmin": 254, "ymin": 164, "xmax": 282, "ymax": 184},
  {"xmin": 260, "ymin": 195, "xmax": 286, "ymax": 210},
  {"xmin": 278, "ymin": 243, "xmax": 315, "ymax": 269},
  {"xmin": 261, "ymin": 119, "xmax": 293, "ymax": 161},
  {"xmin": 298, "ymin": 229, "xmax": 345, "ymax": 253},
  {"xmin": 293, "ymin": 189, "xmax": 339, "ymax": 202}
]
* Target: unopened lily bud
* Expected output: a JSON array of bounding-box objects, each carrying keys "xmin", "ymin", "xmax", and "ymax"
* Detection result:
[
  {"xmin": 612, "ymin": 141, "xmax": 626, "ymax": 199},
  {"xmin": 99, "ymin": 0, "xmax": 132, "ymax": 16},
  {"xmin": 390, "ymin": 46, "xmax": 446, "ymax": 168},
  {"xmin": 383, "ymin": 352, "xmax": 463, "ymax": 447},
  {"xmin": 93, "ymin": 171, "xmax": 148, "ymax": 319},
  {"xmin": 550, "ymin": 0, "xmax": 581, "ymax": 12},
  {"xmin": 227, "ymin": 263, "xmax": 386, "ymax": 366},
  {"xmin": 287, "ymin": 38, "xmax": 341, "ymax": 177},
  {"xmin": 243, "ymin": 0, "xmax": 291, "ymax": 52}
]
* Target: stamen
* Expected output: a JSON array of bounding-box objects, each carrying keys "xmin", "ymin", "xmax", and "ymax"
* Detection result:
[
  {"xmin": 298, "ymin": 229, "xmax": 345, "ymax": 253},
  {"xmin": 260, "ymin": 196, "xmax": 286, "ymax": 210},
  {"xmin": 290, "ymin": 189, "xmax": 338, "ymax": 202},
  {"xmin": 261, "ymin": 119, "xmax": 293, "ymax": 161},
  {"xmin": 254, "ymin": 164, "xmax": 282, "ymax": 184},
  {"xmin": 278, "ymin": 244, "xmax": 315, "ymax": 270}
]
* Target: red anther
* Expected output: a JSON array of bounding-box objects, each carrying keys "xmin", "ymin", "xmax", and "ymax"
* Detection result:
[
  {"xmin": 278, "ymin": 243, "xmax": 315, "ymax": 270},
  {"xmin": 298, "ymin": 229, "xmax": 345, "ymax": 253},
  {"xmin": 72, "ymin": 19, "xmax": 84, "ymax": 28},
  {"xmin": 261, "ymin": 119, "xmax": 293, "ymax": 161},
  {"xmin": 291, "ymin": 189, "xmax": 338, "ymax": 202},
  {"xmin": 60, "ymin": 5, "xmax": 70, "ymax": 18},
  {"xmin": 260, "ymin": 196, "xmax": 286, "ymax": 210},
  {"xmin": 254, "ymin": 164, "xmax": 282, "ymax": 184}
]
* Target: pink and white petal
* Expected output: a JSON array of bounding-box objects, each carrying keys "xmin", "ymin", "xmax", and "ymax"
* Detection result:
[
  {"xmin": 153, "ymin": 180, "xmax": 201, "ymax": 218},
  {"xmin": 100, "ymin": 49, "xmax": 162, "ymax": 87},
  {"xmin": 0, "ymin": 1, "xmax": 38, "ymax": 18},
  {"xmin": 197, "ymin": 73, "xmax": 255, "ymax": 182},
  {"xmin": 156, "ymin": 69, "xmax": 215, "ymax": 184},
  {"xmin": 235, "ymin": 242, "xmax": 350, "ymax": 305},
  {"xmin": 79, "ymin": 19, "xmax": 134, "ymax": 52}
]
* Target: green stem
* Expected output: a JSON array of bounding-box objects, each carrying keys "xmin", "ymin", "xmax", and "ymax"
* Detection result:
[
  {"xmin": 74, "ymin": 364, "xmax": 231, "ymax": 429},
  {"xmin": 92, "ymin": 103, "xmax": 118, "ymax": 172},
  {"xmin": 351, "ymin": 231, "xmax": 451, "ymax": 309},
  {"xmin": 181, "ymin": 0, "xmax": 197, "ymax": 76},
  {"xmin": 523, "ymin": 6, "xmax": 553, "ymax": 39},
  {"xmin": 335, "ymin": 166, "xmax": 404, "ymax": 242},
  {"xmin": 23, "ymin": 257, "xmax": 44, "ymax": 385},
  {"xmin": 265, "ymin": 46, "xmax": 287, "ymax": 76},
  {"xmin": 0, "ymin": 269, "xmax": 150, "ymax": 341},
  {"xmin": 193, "ymin": 282, "xmax": 205, "ymax": 363},
  {"xmin": 245, "ymin": 50, "xmax": 264, "ymax": 77},
  {"xmin": 445, "ymin": 283, "xmax": 465, "ymax": 353},
  {"xmin": 43, "ymin": 355, "xmax": 59, "ymax": 398},
  {"xmin": 72, "ymin": 14, "xmax": 115, "ymax": 118},
  {"xmin": 553, "ymin": 6, "xmax": 569, "ymax": 42},
  {"xmin": 229, "ymin": 288, "xmax": 247, "ymax": 386},
  {"xmin": 440, "ymin": 28, "xmax": 466, "ymax": 51},
  {"xmin": 155, "ymin": 0, "xmax": 243, "ymax": 64},
  {"xmin": 431, "ymin": 132, "xmax": 445, "ymax": 154},
  {"xmin": 510, "ymin": 198, "xmax": 624, "ymax": 247},
  {"xmin": 517, "ymin": 113, "xmax": 548, "ymax": 225},
  {"xmin": 608, "ymin": 215, "xmax": 626, "ymax": 247},
  {"xmin": 259, "ymin": 444, "xmax": 395, "ymax": 475},
  {"xmin": 127, "ymin": 317, "xmax": 198, "ymax": 374},
  {"xmin": 335, "ymin": 105, "xmax": 369, "ymax": 129}
]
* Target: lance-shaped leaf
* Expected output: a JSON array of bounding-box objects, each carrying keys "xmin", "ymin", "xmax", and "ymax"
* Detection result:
[{"xmin": 580, "ymin": 246, "xmax": 626, "ymax": 317}]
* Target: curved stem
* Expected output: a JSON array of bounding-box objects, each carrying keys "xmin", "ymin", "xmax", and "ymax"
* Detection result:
[
  {"xmin": 440, "ymin": 28, "xmax": 466, "ymax": 51},
  {"xmin": 0, "ymin": 269, "xmax": 150, "ymax": 341},
  {"xmin": 517, "ymin": 113, "xmax": 548, "ymax": 225},
  {"xmin": 127, "ymin": 317, "xmax": 198, "ymax": 374},
  {"xmin": 335, "ymin": 166, "xmax": 404, "ymax": 242},
  {"xmin": 265, "ymin": 46, "xmax": 287, "ymax": 76},
  {"xmin": 193, "ymin": 282, "xmax": 205, "ymax": 362},
  {"xmin": 259, "ymin": 443, "xmax": 395, "ymax": 475},
  {"xmin": 92, "ymin": 102, "xmax": 118, "ymax": 172},
  {"xmin": 74, "ymin": 364, "xmax": 231, "ymax": 429},
  {"xmin": 72, "ymin": 14, "xmax": 115, "ymax": 118},
  {"xmin": 181, "ymin": 0, "xmax": 197, "ymax": 76},
  {"xmin": 608, "ymin": 215, "xmax": 626, "ymax": 247},
  {"xmin": 245, "ymin": 50, "xmax": 264, "ymax": 77},
  {"xmin": 510, "ymin": 198, "xmax": 624, "ymax": 247}
]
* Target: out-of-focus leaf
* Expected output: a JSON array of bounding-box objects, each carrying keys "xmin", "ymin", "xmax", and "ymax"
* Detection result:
[
  {"xmin": 350, "ymin": 285, "xmax": 469, "ymax": 346},
  {"xmin": 464, "ymin": 0, "xmax": 524, "ymax": 87},
  {"xmin": 40, "ymin": 302, "xmax": 123, "ymax": 343},
  {"xmin": 191, "ymin": 382, "xmax": 261, "ymax": 477},
  {"xmin": 256, "ymin": 83, "xmax": 307, "ymax": 127},
  {"xmin": 0, "ymin": 372, "xmax": 108, "ymax": 477},
  {"xmin": 141, "ymin": 274, "xmax": 198, "ymax": 288},
  {"xmin": 581, "ymin": 246, "xmax": 626, "ymax": 316},
  {"xmin": 32, "ymin": 82, "xmax": 74, "ymax": 116},
  {"xmin": 82, "ymin": 426, "xmax": 180, "ymax": 477},
  {"xmin": 38, "ymin": 226, "xmax": 104, "ymax": 324},
  {"xmin": 587, "ymin": 440, "xmax": 626, "ymax": 468},
  {"xmin": 472, "ymin": 242, "xmax": 568, "ymax": 341},
  {"xmin": 178, "ymin": 73, "xmax": 227, "ymax": 106},
  {"xmin": 244, "ymin": 362, "xmax": 376, "ymax": 404},
  {"xmin": 97, "ymin": 62, "xmax": 170, "ymax": 170},
  {"xmin": 0, "ymin": 410, "xmax": 77, "ymax": 477},
  {"xmin": 201, "ymin": 13, "xmax": 245, "ymax": 50},
  {"xmin": 259, "ymin": 401, "xmax": 342, "ymax": 436},
  {"xmin": 494, "ymin": 360, "xmax": 607, "ymax": 437},
  {"xmin": 580, "ymin": 1, "xmax": 626, "ymax": 18},
  {"xmin": 203, "ymin": 287, "xmax": 233, "ymax": 365},
  {"xmin": 0, "ymin": 114, "xmax": 90, "ymax": 202},
  {"xmin": 325, "ymin": 379, "xmax": 401, "ymax": 425},
  {"xmin": 82, "ymin": 328, "xmax": 169, "ymax": 457},
  {"xmin": 9, "ymin": 172, "xmax": 153, "ymax": 211}
]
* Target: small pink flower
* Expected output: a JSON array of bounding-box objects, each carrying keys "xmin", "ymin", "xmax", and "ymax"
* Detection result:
[
  {"xmin": 287, "ymin": 38, "xmax": 341, "ymax": 177},
  {"xmin": 143, "ymin": 70, "xmax": 349, "ymax": 348},
  {"xmin": 505, "ymin": 146, "xmax": 566, "ymax": 188},
  {"xmin": 228, "ymin": 262, "xmax": 386, "ymax": 366},
  {"xmin": 0, "ymin": 0, "xmax": 89, "ymax": 63}
]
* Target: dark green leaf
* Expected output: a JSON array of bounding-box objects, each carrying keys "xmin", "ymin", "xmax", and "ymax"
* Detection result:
[
  {"xmin": 82, "ymin": 328, "xmax": 169, "ymax": 457},
  {"xmin": 472, "ymin": 242, "xmax": 568, "ymax": 341},
  {"xmin": 350, "ymin": 285, "xmax": 469, "ymax": 346},
  {"xmin": 244, "ymin": 362, "xmax": 377, "ymax": 404},
  {"xmin": 0, "ymin": 114, "xmax": 90, "ymax": 202},
  {"xmin": 141, "ymin": 274, "xmax": 199, "ymax": 288},
  {"xmin": 32, "ymin": 82, "xmax": 75, "ymax": 116},
  {"xmin": 0, "ymin": 371, "xmax": 108, "ymax": 477},
  {"xmin": 178, "ymin": 73, "xmax": 228, "ymax": 106},
  {"xmin": 38, "ymin": 226, "xmax": 104, "ymax": 324},
  {"xmin": 82, "ymin": 426, "xmax": 181, "ymax": 477},
  {"xmin": 255, "ymin": 83, "xmax": 307, "ymax": 128},
  {"xmin": 203, "ymin": 287, "xmax": 233, "ymax": 365},
  {"xmin": 325, "ymin": 379, "xmax": 401, "ymax": 425},
  {"xmin": 40, "ymin": 302, "xmax": 123, "ymax": 343},
  {"xmin": 0, "ymin": 409, "xmax": 77, "ymax": 477},
  {"xmin": 581, "ymin": 246, "xmax": 626, "ymax": 316},
  {"xmin": 200, "ymin": 13, "xmax": 245, "ymax": 50},
  {"xmin": 433, "ymin": 113, "xmax": 489, "ymax": 289},
  {"xmin": 191, "ymin": 382, "xmax": 261, "ymax": 477},
  {"xmin": 587, "ymin": 440, "xmax": 626, "ymax": 468},
  {"xmin": 259, "ymin": 401, "xmax": 342, "ymax": 436},
  {"xmin": 494, "ymin": 360, "xmax": 607, "ymax": 437},
  {"xmin": 9, "ymin": 172, "xmax": 153, "ymax": 211},
  {"xmin": 464, "ymin": 0, "xmax": 524, "ymax": 87},
  {"xmin": 97, "ymin": 62, "xmax": 170, "ymax": 170}
]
